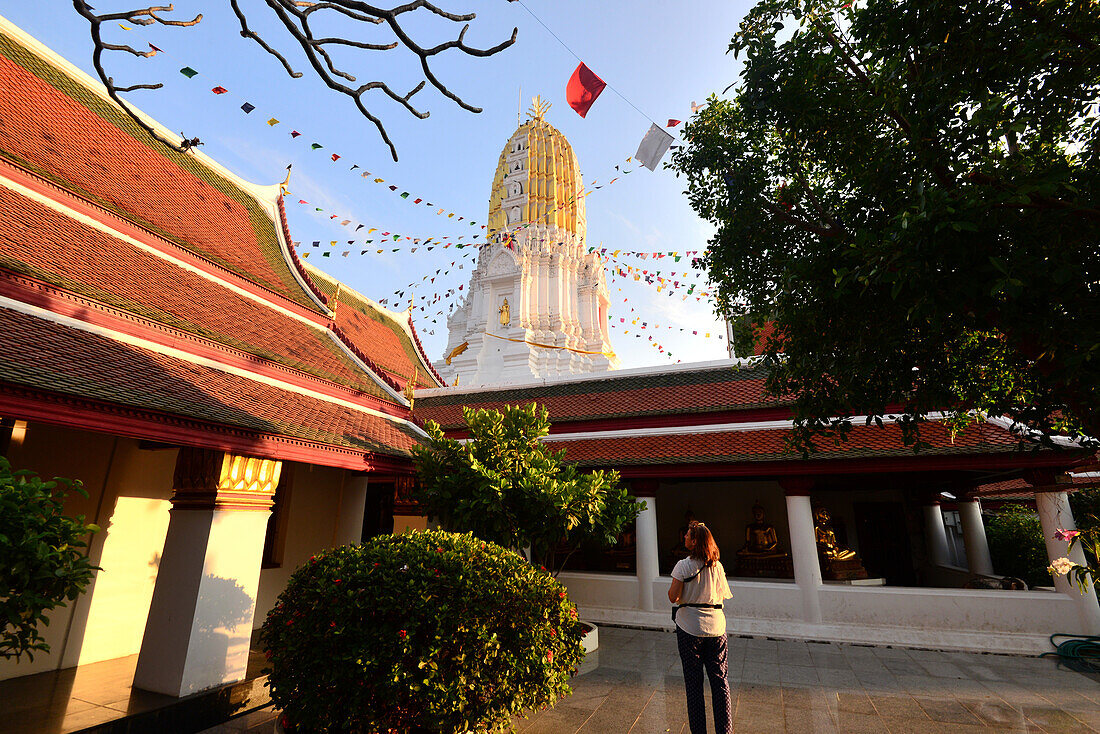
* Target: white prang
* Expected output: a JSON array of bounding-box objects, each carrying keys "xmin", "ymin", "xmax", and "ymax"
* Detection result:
[{"xmin": 435, "ymin": 131, "xmax": 619, "ymax": 386}]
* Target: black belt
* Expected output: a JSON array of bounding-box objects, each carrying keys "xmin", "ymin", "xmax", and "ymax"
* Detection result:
[{"xmin": 672, "ymin": 603, "xmax": 723, "ymax": 623}]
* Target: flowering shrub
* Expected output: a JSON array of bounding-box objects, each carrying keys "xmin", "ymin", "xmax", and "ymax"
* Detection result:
[
  {"xmin": 1049, "ymin": 524, "xmax": 1100, "ymax": 592},
  {"xmin": 261, "ymin": 530, "xmax": 584, "ymax": 733}
]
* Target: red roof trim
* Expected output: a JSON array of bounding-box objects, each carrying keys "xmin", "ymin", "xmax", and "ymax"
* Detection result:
[
  {"xmin": 406, "ymin": 315, "xmax": 446, "ymax": 388},
  {"xmin": 277, "ymin": 195, "xmax": 331, "ymax": 307},
  {"xmin": 0, "ymin": 157, "xmax": 327, "ymax": 321},
  {"xmin": 0, "ymin": 383, "xmax": 414, "ymax": 473},
  {"xmin": 0, "ymin": 269, "xmax": 412, "ymax": 420},
  {"xmin": 605, "ymin": 452, "xmax": 1088, "ymax": 479},
  {"xmin": 440, "ymin": 406, "xmax": 798, "ymax": 439},
  {"xmin": 277, "ymin": 196, "xmax": 410, "ymax": 398}
]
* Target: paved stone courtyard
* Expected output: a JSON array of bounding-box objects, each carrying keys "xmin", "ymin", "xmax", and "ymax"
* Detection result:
[
  {"xmin": 207, "ymin": 625, "xmax": 1100, "ymax": 733},
  {"xmin": 514, "ymin": 626, "xmax": 1100, "ymax": 734}
]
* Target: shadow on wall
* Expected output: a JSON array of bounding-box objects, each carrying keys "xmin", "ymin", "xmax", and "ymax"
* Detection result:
[{"xmin": 191, "ymin": 573, "xmax": 257, "ymax": 687}]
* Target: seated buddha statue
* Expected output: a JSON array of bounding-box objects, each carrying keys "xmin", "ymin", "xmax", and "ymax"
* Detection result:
[
  {"xmin": 737, "ymin": 504, "xmax": 785, "ymax": 558},
  {"xmin": 813, "ymin": 506, "xmax": 857, "ymax": 561}
]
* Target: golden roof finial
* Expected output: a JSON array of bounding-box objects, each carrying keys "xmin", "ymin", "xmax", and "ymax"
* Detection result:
[
  {"xmin": 330, "ymin": 282, "xmax": 341, "ymax": 319},
  {"xmin": 279, "ymin": 164, "xmax": 292, "ymax": 195},
  {"xmin": 403, "ymin": 366, "xmax": 418, "ymax": 407},
  {"xmin": 528, "ymin": 95, "xmax": 551, "ymax": 122}
]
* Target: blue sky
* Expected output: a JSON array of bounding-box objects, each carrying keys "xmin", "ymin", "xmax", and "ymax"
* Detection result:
[{"xmin": 4, "ymin": 1, "xmax": 751, "ymax": 369}]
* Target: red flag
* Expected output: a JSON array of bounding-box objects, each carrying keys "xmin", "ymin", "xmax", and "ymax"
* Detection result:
[
  {"xmin": 331, "ymin": 154, "xmax": 341, "ymax": 162},
  {"xmin": 566, "ymin": 63, "xmax": 606, "ymax": 118},
  {"xmin": 211, "ymin": 86, "xmax": 228, "ymax": 95},
  {"xmin": 667, "ymin": 119, "xmax": 681, "ymax": 127}
]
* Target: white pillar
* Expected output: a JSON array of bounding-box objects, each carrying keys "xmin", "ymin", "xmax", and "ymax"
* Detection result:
[
  {"xmin": 635, "ymin": 495, "xmax": 659, "ymax": 612},
  {"xmin": 1035, "ymin": 490, "xmax": 1100, "ymax": 634},
  {"xmin": 785, "ymin": 492, "xmax": 823, "ymax": 624},
  {"xmin": 134, "ymin": 450, "xmax": 279, "ymax": 697},
  {"xmin": 958, "ymin": 499, "xmax": 994, "ymax": 576},
  {"xmin": 333, "ymin": 473, "xmax": 369, "ymax": 546},
  {"xmin": 923, "ymin": 501, "xmax": 951, "ymax": 568}
]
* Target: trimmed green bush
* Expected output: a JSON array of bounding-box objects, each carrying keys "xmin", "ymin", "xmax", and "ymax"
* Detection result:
[
  {"xmin": 413, "ymin": 403, "xmax": 642, "ymax": 573},
  {"xmin": 0, "ymin": 455, "xmax": 99, "ymax": 660},
  {"xmin": 985, "ymin": 504, "xmax": 1051, "ymax": 589},
  {"xmin": 261, "ymin": 529, "xmax": 584, "ymax": 733}
]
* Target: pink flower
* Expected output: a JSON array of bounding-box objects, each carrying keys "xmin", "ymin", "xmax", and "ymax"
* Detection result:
[{"xmin": 1054, "ymin": 529, "xmax": 1081, "ymax": 542}]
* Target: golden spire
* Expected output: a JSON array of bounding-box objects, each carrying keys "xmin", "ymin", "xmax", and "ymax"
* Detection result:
[{"xmin": 528, "ymin": 95, "xmax": 551, "ymax": 122}]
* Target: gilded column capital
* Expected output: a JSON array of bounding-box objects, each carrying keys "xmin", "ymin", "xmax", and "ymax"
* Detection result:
[{"xmin": 171, "ymin": 447, "xmax": 281, "ymax": 512}]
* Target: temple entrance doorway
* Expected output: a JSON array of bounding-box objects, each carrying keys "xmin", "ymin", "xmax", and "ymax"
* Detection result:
[
  {"xmin": 854, "ymin": 501, "xmax": 917, "ymax": 586},
  {"xmin": 361, "ymin": 481, "xmax": 394, "ymax": 541}
]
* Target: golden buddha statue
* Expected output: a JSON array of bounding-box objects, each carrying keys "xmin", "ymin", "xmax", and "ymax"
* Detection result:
[
  {"xmin": 738, "ymin": 503, "xmax": 784, "ymax": 558},
  {"xmin": 499, "ymin": 297, "xmax": 510, "ymax": 326},
  {"xmin": 813, "ymin": 506, "xmax": 856, "ymax": 561}
]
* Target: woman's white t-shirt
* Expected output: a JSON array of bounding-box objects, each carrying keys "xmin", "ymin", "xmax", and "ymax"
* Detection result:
[{"xmin": 672, "ymin": 558, "xmax": 733, "ymax": 637}]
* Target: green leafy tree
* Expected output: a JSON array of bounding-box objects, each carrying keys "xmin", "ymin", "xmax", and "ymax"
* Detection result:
[
  {"xmin": 984, "ymin": 504, "xmax": 1050, "ymax": 589},
  {"xmin": 670, "ymin": 0, "xmax": 1100, "ymax": 451},
  {"xmin": 413, "ymin": 403, "xmax": 642, "ymax": 572},
  {"xmin": 261, "ymin": 530, "xmax": 584, "ymax": 733},
  {"xmin": 0, "ymin": 456, "xmax": 99, "ymax": 660}
]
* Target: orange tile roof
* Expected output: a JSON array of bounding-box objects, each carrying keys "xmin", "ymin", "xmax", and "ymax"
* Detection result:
[
  {"xmin": 550, "ymin": 420, "xmax": 1022, "ymax": 467},
  {"xmin": 0, "ymin": 306, "xmax": 419, "ymax": 457},
  {"xmin": 0, "ymin": 30, "xmax": 319, "ymax": 310},
  {"xmin": 305, "ymin": 265, "xmax": 443, "ymax": 390},
  {"xmin": 415, "ymin": 364, "xmax": 779, "ymax": 429},
  {"xmin": 0, "ymin": 187, "xmax": 391, "ymax": 401}
]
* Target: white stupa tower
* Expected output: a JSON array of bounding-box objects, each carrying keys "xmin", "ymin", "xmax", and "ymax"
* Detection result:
[{"xmin": 435, "ymin": 97, "xmax": 619, "ymax": 386}]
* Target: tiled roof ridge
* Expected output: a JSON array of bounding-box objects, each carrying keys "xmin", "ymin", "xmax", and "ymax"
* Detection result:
[
  {"xmin": 0, "ymin": 380, "xmax": 414, "ymax": 465},
  {"xmin": 0, "ymin": 157, "xmax": 327, "ymax": 319},
  {"xmin": 296, "ymin": 257, "xmax": 441, "ymax": 391},
  {"xmin": 0, "ymin": 28, "xmax": 318, "ymax": 308},
  {"xmin": 275, "ymin": 196, "xmax": 415, "ymax": 401},
  {"xmin": 416, "ymin": 364, "xmax": 773, "ymax": 408},
  {"xmin": 0, "ymin": 267, "xmax": 408, "ymax": 416},
  {"xmin": 406, "ymin": 315, "xmax": 446, "ymax": 387},
  {"xmin": 415, "ymin": 358, "xmax": 749, "ymax": 399},
  {"xmin": 329, "ymin": 323, "xmax": 406, "ymax": 395},
  {"xmin": 278, "ymin": 195, "xmax": 332, "ymax": 307}
]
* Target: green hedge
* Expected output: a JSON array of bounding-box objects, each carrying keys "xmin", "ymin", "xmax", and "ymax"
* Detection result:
[
  {"xmin": 261, "ymin": 529, "xmax": 584, "ymax": 732},
  {"xmin": 985, "ymin": 504, "xmax": 1051, "ymax": 589}
]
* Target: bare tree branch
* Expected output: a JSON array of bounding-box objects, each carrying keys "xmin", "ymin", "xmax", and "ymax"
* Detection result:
[
  {"xmin": 77, "ymin": 0, "xmax": 517, "ymax": 162},
  {"xmin": 73, "ymin": 1, "xmax": 202, "ymax": 153}
]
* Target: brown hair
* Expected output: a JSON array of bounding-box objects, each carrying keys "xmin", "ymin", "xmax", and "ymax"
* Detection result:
[{"xmin": 687, "ymin": 522, "xmax": 720, "ymax": 567}]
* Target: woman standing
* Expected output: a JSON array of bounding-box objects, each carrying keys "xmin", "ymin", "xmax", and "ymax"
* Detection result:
[{"xmin": 668, "ymin": 521, "xmax": 733, "ymax": 734}]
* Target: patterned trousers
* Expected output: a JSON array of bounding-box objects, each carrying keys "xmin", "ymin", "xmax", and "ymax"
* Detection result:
[{"xmin": 676, "ymin": 627, "xmax": 732, "ymax": 734}]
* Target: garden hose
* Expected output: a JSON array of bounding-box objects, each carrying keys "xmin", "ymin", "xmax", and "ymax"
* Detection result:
[{"xmin": 1041, "ymin": 634, "xmax": 1100, "ymax": 672}]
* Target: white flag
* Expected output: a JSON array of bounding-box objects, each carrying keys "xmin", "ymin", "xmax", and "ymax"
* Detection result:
[{"xmin": 635, "ymin": 124, "xmax": 674, "ymax": 171}]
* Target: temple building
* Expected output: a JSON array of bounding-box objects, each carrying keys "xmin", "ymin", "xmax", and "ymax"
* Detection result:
[
  {"xmin": 0, "ymin": 13, "xmax": 1099, "ymax": 727},
  {"xmin": 435, "ymin": 98, "xmax": 619, "ymax": 386}
]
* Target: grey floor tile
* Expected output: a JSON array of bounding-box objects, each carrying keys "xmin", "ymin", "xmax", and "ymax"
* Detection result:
[
  {"xmin": 913, "ymin": 695, "xmax": 986, "ymax": 725},
  {"xmin": 526, "ymin": 704, "xmax": 594, "ymax": 734}
]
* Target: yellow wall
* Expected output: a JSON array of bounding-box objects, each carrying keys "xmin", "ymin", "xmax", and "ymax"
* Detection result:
[
  {"xmin": 0, "ymin": 425, "xmax": 176, "ymax": 679},
  {"xmin": 254, "ymin": 463, "xmax": 347, "ymax": 626}
]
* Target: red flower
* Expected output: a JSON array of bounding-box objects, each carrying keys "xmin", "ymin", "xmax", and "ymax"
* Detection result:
[
  {"xmin": 330, "ymin": 621, "xmax": 336, "ymax": 628},
  {"xmin": 546, "ymin": 651, "xmax": 553, "ymax": 662},
  {"xmin": 334, "ymin": 579, "xmax": 341, "ymax": 584},
  {"xmin": 436, "ymin": 547, "xmax": 444, "ymax": 553},
  {"xmin": 398, "ymin": 629, "xmax": 407, "ymax": 639},
  {"xmin": 549, "ymin": 629, "xmax": 556, "ymax": 637},
  {"xmin": 559, "ymin": 592, "xmax": 566, "ymax": 599}
]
